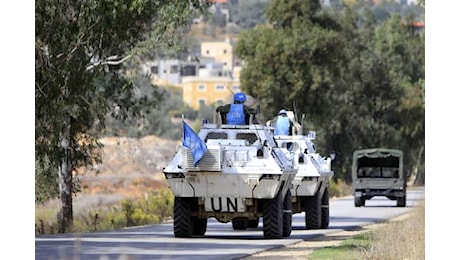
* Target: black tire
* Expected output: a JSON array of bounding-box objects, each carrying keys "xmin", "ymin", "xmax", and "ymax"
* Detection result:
[
  {"xmin": 305, "ymin": 192, "xmax": 322, "ymax": 229},
  {"xmin": 232, "ymin": 218, "xmax": 249, "ymax": 230},
  {"xmin": 248, "ymin": 218, "xmax": 259, "ymax": 228},
  {"xmin": 321, "ymin": 187, "xmax": 330, "ymax": 229},
  {"xmin": 192, "ymin": 217, "xmax": 207, "ymax": 236},
  {"xmin": 282, "ymin": 190, "xmax": 292, "ymax": 237},
  {"xmin": 173, "ymin": 197, "xmax": 193, "ymax": 238},
  {"xmin": 397, "ymin": 196, "xmax": 406, "ymax": 207},
  {"xmin": 354, "ymin": 196, "xmax": 362, "ymax": 207},
  {"xmin": 263, "ymin": 190, "xmax": 283, "ymax": 239}
]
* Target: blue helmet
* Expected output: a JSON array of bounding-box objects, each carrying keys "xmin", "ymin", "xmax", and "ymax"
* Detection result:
[
  {"xmin": 279, "ymin": 109, "xmax": 287, "ymax": 115},
  {"xmin": 234, "ymin": 92, "xmax": 247, "ymax": 103}
]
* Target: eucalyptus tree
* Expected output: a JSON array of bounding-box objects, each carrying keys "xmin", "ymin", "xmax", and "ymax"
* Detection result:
[
  {"xmin": 35, "ymin": 0, "xmax": 209, "ymax": 232},
  {"xmin": 322, "ymin": 9, "xmax": 425, "ymax": 181},
  {"xmin": 230, "ymin": 0, "xmax": 270, "ymax": 29},
  {"xmin": 235, "ymin": 0, "xmax": 346, "ymax": 121},
  {"xmin": 235, "ymin": 0, "xmax": 348, "ymax": 174},
  {"xmin": 374, "ymin": 14, "xmax": 425, "ymax": 183},
  {"xmin": 235, "ymin": 0, "xmax": 424, "ymax": 182}
]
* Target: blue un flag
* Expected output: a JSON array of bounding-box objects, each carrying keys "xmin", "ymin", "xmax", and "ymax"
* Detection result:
[{"xmin": 182, "ymin": 121, "xmax": 207, "ymax": 167}]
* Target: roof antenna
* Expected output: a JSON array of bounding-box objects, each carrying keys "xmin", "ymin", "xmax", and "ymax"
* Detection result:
[{"xmin": 293, "ymin": 101, "xmax": 299, "ymax": 123}]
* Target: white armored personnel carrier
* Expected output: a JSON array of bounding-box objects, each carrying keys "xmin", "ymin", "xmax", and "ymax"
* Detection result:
[
  {"xmin": 163, "ymin": 119, "xmax": 297, "ymax": 238},
  {"xmin": 267, "ymin": 110, "xmax": 334, "ymax": 229}
]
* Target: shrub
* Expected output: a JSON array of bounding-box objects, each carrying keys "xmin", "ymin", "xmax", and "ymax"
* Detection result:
[
  {"xmin": 36, "ymin": 188, "xmax": 175, "ymax": 234},
  {"xmin": 329, "ymin": 178, "xmax": 353, "ymax": 198},
  {"xmin": 121, "ymin": 189, "xmax": 174, "ymax": 227}
]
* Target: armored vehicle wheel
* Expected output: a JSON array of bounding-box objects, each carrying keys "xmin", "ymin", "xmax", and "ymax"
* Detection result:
[
  {"xmin": 263, "ymin": 190, "xmax": 283, "ymax": 239},
  {"xmin": 173, "ymin": 197, "xmax": 193, "ymax": 238},
  {"xmin": 232, "ymin": 218, "xmax": 249, "ymax": 230},
  {"xmin": 354, "ymin": 196, "xmax": 362, "ymax": 207},
  {"xmin": 305, "ymin": 192, "xmax": 322, "ymax": 229},
  {"xmin": 282, "ymin": 190, "xmax": 293, "ymax": 237},
  {"xmin": 192, "ymin": 217, "xmax": 207, "ymax": 236},
  {"xmin": 397, "ymin": 196, "xmax": 406, "ymax": 207},
  {"xmin": 321, "ymin": 187, "xmax": 330, "ymax": 229},
  {"xmin": 248, "ymin": 218, "xmax": 259, "ymax": 228}
]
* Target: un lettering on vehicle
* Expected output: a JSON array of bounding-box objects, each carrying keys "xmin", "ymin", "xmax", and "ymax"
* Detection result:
[{"xmin": 204, "ymin": 197, "xmax": 245, "ymax": 212}]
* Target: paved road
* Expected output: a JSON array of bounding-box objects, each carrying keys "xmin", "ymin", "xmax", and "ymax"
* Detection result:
[{"xmin": 35, "ymin": 187, "xmax": 425, "ymax": 260}]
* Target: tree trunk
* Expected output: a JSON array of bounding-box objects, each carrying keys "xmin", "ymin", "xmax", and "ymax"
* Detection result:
[
  {"xmin": 413, "ymin": 146, "xmax": 425, "ymax": 186},
  {"xmin": 57, "ymin": 118, "xmax": 73, "ymax": 233}
]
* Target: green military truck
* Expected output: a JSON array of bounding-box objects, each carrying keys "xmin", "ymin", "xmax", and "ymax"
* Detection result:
[{"xmin": 352, "ymin": 148, "xmax": 406, "ymax": 207}]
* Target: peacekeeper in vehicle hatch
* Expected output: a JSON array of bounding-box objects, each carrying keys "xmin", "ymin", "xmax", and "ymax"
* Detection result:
[
  {"xmin": 216, "ymin": 92, "xmax": 258, "ymax": 125},
  {"xmin": 274, "ymin": 109, "xmax": 294, "ymax": 135}
]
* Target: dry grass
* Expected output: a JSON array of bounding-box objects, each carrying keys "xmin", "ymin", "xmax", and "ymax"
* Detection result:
[
  {"xmin": 358, "ymin": 200, "xmax": 425, "ymax": 260},
  {"xmin": 36, "ymin": 135, "xmax": 178, "ymax": 235},
  {"xmin": 329, "ymin": 178, "xmax": 354, "ymax": 198},
  {"xmin": 246, "ymin": 195, "xmax": 425, "ymax": 260}
]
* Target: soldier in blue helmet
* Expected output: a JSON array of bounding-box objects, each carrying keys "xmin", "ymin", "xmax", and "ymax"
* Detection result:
[
  {"xmin": 216, "ymin": 92, "xmax": 258, "ymax": 125},
  {"xmin": 274, "ymin": 109, "xmax": 294, "ymax": 135}
]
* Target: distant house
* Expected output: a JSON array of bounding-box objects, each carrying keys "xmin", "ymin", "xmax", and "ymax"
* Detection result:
[
  {"xmin": 145, "ymin": 38, "xmax": 244, "ymax": 110},
  {"xmin": 201, "ymin": 40, "xmax": 234, "ymax": 72},
  {"xmin": 147, "ymin": 59, "xmax": 200, "ymax": 86},
  {"xmin": 180, "ymin": 75, "xmax": 240, "ymax": 110}
]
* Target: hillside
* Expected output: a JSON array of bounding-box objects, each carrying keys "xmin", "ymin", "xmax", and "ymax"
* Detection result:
[{"xmin": 71, "ymin": 135, "xmax": 180, "ymax": 212}]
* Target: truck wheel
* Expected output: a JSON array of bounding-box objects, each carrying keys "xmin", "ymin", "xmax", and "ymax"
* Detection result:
[
  {"xmin": 192, "ymin": 217, "xmax": 207, "ymax": 236},
  {"xmin": 232, "ymin": 218, "xmax": 249, "ymax": 230},
  {"xmin": 248, "ymin": 218, "xmax": 259, "ymax": 228},
  {"xmin": 397, "ymin": 196, "xmax": 406, "ymax": 207},
  {"xmin": 305, "ymin": 192, "xmax": 322, "ymax": 229},
  {"xmin": 173, "ymin": 197, "xmax": 193, "ymax": 238},
  {"xmin": 321, "ymin": 187, "xmax": 330, "ymax": 229},
  {"xmin": 354, "ymin": 196, "xmax": 362, "ymax": 207},
  {"xmin": 282, "ymin": 190, "xmax": 293, "ymax": 237},
  {"xmin": 263, "ymin": 190, "xmax": 283, "ymax": 239}
]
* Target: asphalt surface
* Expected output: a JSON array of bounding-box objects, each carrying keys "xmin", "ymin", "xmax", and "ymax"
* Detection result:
[{"xmin": 35, "ymin": 187, "xmax": 425, "ymax": 260}]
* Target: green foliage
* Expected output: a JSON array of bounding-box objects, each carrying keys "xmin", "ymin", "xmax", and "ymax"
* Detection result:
[
  {"xmin": 36, "ymin": 189, "xmax": 174, "ymax": 235},
  {"xmin": 326, "ymin": 11, "xmax": 424, "ymax": 181},
  {"xmin": 104, "ymin": 85, "xmax": 188, "ymax": 139},
  {"xmin": 308, "ymin": 233, "xmax": 372, "ymax": 260},
  {"xmin": 35, "ymin": 157, "xmax": 59, "ymax": 203},
  {"xmin": 236, "ymin": 1, "xmax": 424, "ymax": 182},
  {"xmin": 197, "ymin": 103, "xmax": 217, "ymax": 124},
  {"xmin": 236, "ymin": 0, "xmax": 346, "ymax": 121},
  {"xmin": 35, "ymin": 0, "xmax": 208, "ymax": 205},
  {"xmin": 229, "ymin": 0, "xmax": 270, "ymax": 29},
  {"xmin": 121, "ymin": 189, "xmax": 174, "ymax": 227},
  {"xmin": 35, "ymin": 0, "xmax": 210, "ymax": 232}
]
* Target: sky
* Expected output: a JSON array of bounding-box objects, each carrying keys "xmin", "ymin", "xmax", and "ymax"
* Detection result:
[{"xmin": 1, "ymin": 1, "xmax": 457, "ymax": 259}]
